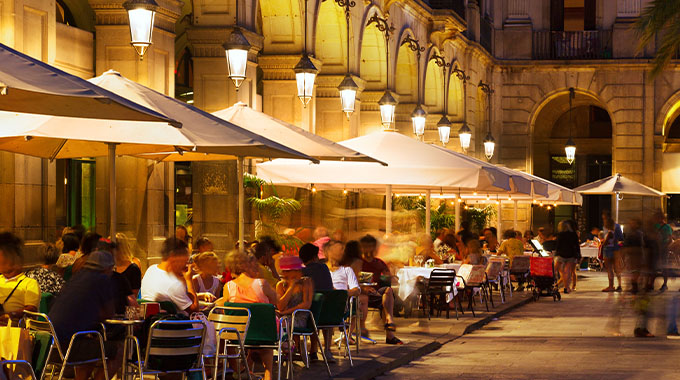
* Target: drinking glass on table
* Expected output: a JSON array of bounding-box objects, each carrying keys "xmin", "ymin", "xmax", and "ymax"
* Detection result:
[{"xmin": 414, "ymin": 254, "xmax": 425, "ymax": 267}]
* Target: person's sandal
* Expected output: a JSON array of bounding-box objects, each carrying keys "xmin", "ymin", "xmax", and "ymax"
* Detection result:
[
  {"xmin": 386, "ymin": 336, "xmax": 403, "ymax": 345},
  {"xmin": 384, "ymin": 323, "xmax": 397, "ymax": 332}
]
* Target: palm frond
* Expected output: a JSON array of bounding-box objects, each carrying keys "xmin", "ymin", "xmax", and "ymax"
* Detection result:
[
  {"xmin": 634, "ymin": 0, "xmax": 680, "ymax": 78},
  {"xmin": 243, "ymin": 173, "xmax": 266, "ymax": 191},
  {"xmin": 249, "ymin": 196, "xmax": 302, "ymax": 221}
]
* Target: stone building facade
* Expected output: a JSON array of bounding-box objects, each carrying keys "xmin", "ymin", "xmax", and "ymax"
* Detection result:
[{"xmin": 1, "ymin": 0, "xmax": 679, "ymax": 262}]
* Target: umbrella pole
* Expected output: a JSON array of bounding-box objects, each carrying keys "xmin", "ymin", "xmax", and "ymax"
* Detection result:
[
  {"xmin": 425, "ymin": 190, "xmax": 431, "ymax": 236},
  {"xmin": 497, "ymin": 200, "xmax": 502, "ymax": 238},
  {"xmin": 238, "ymin": 156, "xmax": 245, "ymax": 254},
  {"xmin": 386, "ymin": 185, "xmax": 392, "ymax": 234},
  {"xmin": 455, "ymin": 199, "xmax": 461, "ymax": 232},
  {"xmin": 615, "ymin": 192, "xmax": 620, "ymax": 224},
  {"xmin": 108, "ymin": 143, "xmax": 117, "ymax": 240},
  {"xmin": 513, "ymin": 200, "xmax": 519, "ymax": 231}
]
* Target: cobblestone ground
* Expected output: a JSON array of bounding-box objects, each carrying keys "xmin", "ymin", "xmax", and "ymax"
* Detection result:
[{"xmin": 378, "ymin": 271, "xmax": 680, "ymax": 380}]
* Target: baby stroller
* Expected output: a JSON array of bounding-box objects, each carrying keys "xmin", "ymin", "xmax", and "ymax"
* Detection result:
[{"xmin": 529, "ymin": 256, "xmax": 561, "ymax": 301}]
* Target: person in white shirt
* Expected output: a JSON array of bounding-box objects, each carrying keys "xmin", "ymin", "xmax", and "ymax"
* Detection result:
[
  {"xmin": 433, "ymin": 228, "xmax": 448, "ymax": 251},
  {"xmin": 140, "ymin": 237, "xmax": 202, "ymax": 314},
  {"xmin": 325, "ymin": 241, "xmax": 360, "ymax": 296}
]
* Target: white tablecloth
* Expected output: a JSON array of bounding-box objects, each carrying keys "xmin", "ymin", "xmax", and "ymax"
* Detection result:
[
  {"xmin": 396, "ymin": 264, "xmax": 460, "ymax": 301},
  {"xmin": 580, "ymin": 246, "xmax": 599, "ymax": 258}
]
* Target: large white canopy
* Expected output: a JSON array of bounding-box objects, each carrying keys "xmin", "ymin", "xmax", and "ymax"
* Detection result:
[
  {"xmin": 257, "ymin": 130, "xmax": 512, "ymax": 193},
  {"xmin": 574, "ymin": 173, "xmax": 665, "ymax": 197},
  {"xmin": 0, "ymin": 44, "xmax": 177, "ymax": 125}
]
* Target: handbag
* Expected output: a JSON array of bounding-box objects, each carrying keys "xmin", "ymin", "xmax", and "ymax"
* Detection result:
[
  {"xmin": 0, "ymin": 323, "xmax": 34, "ymax": 379},
  {"xmin": 190, "ymin": 312, "xmax": 216, "ymax": 356}
]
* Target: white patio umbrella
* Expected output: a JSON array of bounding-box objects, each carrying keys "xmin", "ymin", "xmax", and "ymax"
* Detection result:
[
  {"xmin": 574, "ymin": 173, "xmax": 665, "ymax": 222},
  {"xmin": 0, "ymin": 44, "xmax": 178, "ymax": 125},
  {"xmin": 0, "ymin": 70, "xmax": 315, "ymax": 240},
  {"xmin": 257, "ymin": 130, "xmax": 513, "ymax": 234},
  {"xmin": 140, "ymin": 102, "xmax": 383, "ymax": 251}
]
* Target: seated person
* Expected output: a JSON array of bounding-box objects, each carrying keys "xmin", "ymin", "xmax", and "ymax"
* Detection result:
[
  {"xmin": 26, "ymin": 242, "xmax": 65, "ymax": 295},
  {"xmin": 340, "ymin": 240, "xmax": 363, "ymax": 279},
  {"xmin": 276, "ymin": 256, "xmax": 313, "ymax": 359},
  {"xmin": 0, "ymin": 232, "xmax": 40, "ymax": 325},
  {"xmin": 48, "ymin": 251, "xmax": 123, "ymax": 380},
  {"xmin": 299, "ymin": 243, "xmax": 333, "ymax": 362},
  {"xmin": 324, "ymin": 240, "xmax": 360, "ymax": 362},
  {"xmin": 359, "ymin": 235, "xmax": 402, "ymax": 345},
  {"xmin": 409, "ymin": 234, "xmax": 444, "ymax": 266},
  {"xmin": 299, "ymin": 243, "xmax": 333, "ymax": 291},
  {"xmin": 498, "ymin": 229, "xmax": 524, "ymax": 261},
  {"xmin": 192, "ymin": 251, "xmax": 221, "ymax": 301},
  {"xmin": 254, "ymin": 238, "xmax": 281, "ymax": 288},
  {"xmin": 463, "ymin": 239, "xmax": 483, "ymax": 265},
  {"xmin": 55, "ymin": 233, "xmax": 80, "ymax": 271},
  {"xmin": 140, "ymin": 237, "xmax": 202, "ymax": 314},
  {"xmin": 70, "ymin": 232, "xmax": 102, "ymax": 276},
  {"xmin": 113, "ymin": 233, "xmax": 142, "ymax": 298},
  {"xmin": 216, "ymin": 250, "xmax": 277, "ymax": 380}
]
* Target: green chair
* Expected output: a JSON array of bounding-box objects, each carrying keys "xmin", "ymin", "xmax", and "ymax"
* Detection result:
[
  {"xmin": 283, "ymin": 299, "xmax": 332, "ymax": 379},
  {"xmin": 314, "ymin": 290, "xmax": 353, "ymax": 366},
  {"xmin": 223, "ymin": 302, "xmax": 286, "ymax": 380},
  {"xmin": 39, "ymin": 293, "xmax": 55, "ymax": 314}
]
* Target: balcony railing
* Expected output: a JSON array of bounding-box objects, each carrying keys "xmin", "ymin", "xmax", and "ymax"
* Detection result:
[
  {"xmin": 427, "ymin": 0, "xmax": 466, "ymax": 21},
  {"xmin": 533, "ymin": 30, "xmax": 612, "ymax": 60}
]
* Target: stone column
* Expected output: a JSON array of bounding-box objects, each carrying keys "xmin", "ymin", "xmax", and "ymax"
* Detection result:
[
  {"xmin": 617, "ymin": 0, "xmax": 641, "ymax": 19},
  {"xmin": 466, "ymin": 0, "xmax": 481, "ymax": 43},
  {"xmin": 613, "ymin": 0, "xmax": 641, "ymax": 57},
  {"xmin": 505, "ymin": 0, "xmax": 531, "ymax": 25}
]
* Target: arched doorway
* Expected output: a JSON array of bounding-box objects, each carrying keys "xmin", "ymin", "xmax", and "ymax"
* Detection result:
[{"xmin": 531, "ymin": 90, "xmax": 613, "ymax": 233}]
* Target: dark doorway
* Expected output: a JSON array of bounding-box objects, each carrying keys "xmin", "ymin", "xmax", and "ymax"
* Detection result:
[{"xmin": 584, "ymin": 155, "xmax": 611, "ymax": 230}]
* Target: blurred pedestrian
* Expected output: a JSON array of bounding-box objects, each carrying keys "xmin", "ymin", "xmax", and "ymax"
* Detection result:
[
  {"xmin": 555, "ymin": 220, "xmax": 580, "ymax": 294},
  {"xmin": 602, "ymin": 211, "xmax": 624, "ymax": 292}
]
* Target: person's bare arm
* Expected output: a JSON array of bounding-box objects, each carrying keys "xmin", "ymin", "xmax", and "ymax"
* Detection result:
[
  {"xmin": 183, "ymin": 270, "xmax": 200, "ymax": 313},
  {"xmin": 262, "ymin": 280, "xmax": 278, "ymax": 305}
]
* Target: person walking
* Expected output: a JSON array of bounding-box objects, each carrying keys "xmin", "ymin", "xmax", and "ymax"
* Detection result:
[
  {"xmin": 554, "ymin": 220, "xmax": 580, "ymax": 294},
  {"xmin": 601, "ymin": 212, "xmax": 624, "ymax": 292}
]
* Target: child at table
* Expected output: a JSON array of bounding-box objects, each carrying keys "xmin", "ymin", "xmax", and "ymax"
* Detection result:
[{"xmin": 191, "ymin": 251, "xmax": 221, "ymax": 301}]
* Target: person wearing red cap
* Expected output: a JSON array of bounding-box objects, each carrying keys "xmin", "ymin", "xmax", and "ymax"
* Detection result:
[{"xmin": 276, "ymin": 256, "xmax": 314, "ymax": 360}]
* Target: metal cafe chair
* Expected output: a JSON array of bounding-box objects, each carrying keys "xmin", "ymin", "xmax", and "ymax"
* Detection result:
[
  {"xmin": 207, "ymin": 306, "xmax": 252, "ymax": 380},
  {"xmin": 283, "ymin": 307, "xmax": 332, "ymax": 379},
  {"xmin": 1, "ymin": 359, "xmax": 38, "ymax": 380},
  {"xmin": 127, "ymin": 319, "xmax": 207, "ymax": 380},
  {"xmin": 22, "ymin": 310, "xmax": 109, "ymax": 380}
]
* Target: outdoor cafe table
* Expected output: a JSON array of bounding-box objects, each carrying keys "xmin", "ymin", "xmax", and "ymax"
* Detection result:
[
  {"xmin": 105, "ymin": 317, "xmax": 144, "ymax": 380},
  {"xmin": 396, "ymin": 263, "xmax": 461, "ymax": 301}
]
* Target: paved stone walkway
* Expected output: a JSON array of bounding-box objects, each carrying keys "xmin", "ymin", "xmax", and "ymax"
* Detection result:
[{"xmin": 378, "ymin": 271, "xmax": 680, "ymax": 380}]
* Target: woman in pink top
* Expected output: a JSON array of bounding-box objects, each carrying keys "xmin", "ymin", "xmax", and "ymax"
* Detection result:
[{"xmin": 216, "ymin": 250, "xmax": 277, "ymax": 380}]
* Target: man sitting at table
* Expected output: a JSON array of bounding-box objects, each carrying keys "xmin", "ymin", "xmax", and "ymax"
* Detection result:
[
  {"xmin": 359, "ymin": 235, "xmax": 402, "ymax": 345},
  {"xmin": 140, "ymin": 237, "xmax": 202, "ymax": 314},
  {"xmin": 48, "ymin": 251, "xmax": 123, "ymax": 380}
]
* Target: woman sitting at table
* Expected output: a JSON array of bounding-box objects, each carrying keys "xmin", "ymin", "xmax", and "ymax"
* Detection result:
[
  {"xmin": 276, "ymin": 256, "xmax": 313, "ymax": 359},
  {"xmin": 216, "ymin": 250, "xmax": 277, "ymax": 380},
  {"xmin": 340, "ymin": 240, "xmax": 363, "ymax": 279},
  {"xmin": 191, "ymin": 251, "xmax": 221, "ymax": 301},
  {"xmin": 113, "ymin": 233, "xmax": 142, "ymax": 298},
  {"xmin": 409, "ymin": 234, "xmax": 443, "ymax": 266}
]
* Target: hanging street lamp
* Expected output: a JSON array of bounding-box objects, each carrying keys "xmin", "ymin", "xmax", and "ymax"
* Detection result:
[
  {"xmin": 123, "ymin": 0, "xmax": 158, "ymax": 59},
  {"xmin": 411, "ymin": 104, "xmax": 426, "ymax": 137},
  {"xmin": 565, "ymin": 87, "xmax": 577, "ymax": 165},
  {"xmin": 294, "ymin": 0, "xmax": 318, "ymax": 106},
  {"xmin": 458, "ymin": 123, "xmax": 472, "ymax": 151},
  {"xmin": 334, "ymin": 0, "xmax": 358, "ymax": 119},
  {"xmin": 437, "ymin": 115, "xmax": 452, "ymax": 146},
  {"xmin": 223, "ymin": 28, "xmax": 251, "ymax": 90},
  {"xmin": 367, "ymin": 14, "xmax": 395, "ymax": 130},
  {"xmin": 402, "ymin": 35, "xmax": 426, "ymax": 138},
  {"xmin": 338, "ymin": 75, "xmax": 358, "ymax": 119},
  {"xmin": 479, "ymin": 80, "xmax": 495, "ymax": 160}
]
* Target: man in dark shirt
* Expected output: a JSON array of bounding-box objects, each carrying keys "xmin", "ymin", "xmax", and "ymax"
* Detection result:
[
  {"xmin": 359, "ymin": 235, "xmax": 401, "ymax": 345},
  {"xmin": 299, "ymin": 243, "xmax": 333, "ymax": 290},
  {"xmin": 48, "ymin": 251, "xmax": 123, "ymax": 380}
]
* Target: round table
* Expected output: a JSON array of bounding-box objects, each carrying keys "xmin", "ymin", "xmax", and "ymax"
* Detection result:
[
  {"xmin": 105, "ymin": 318, "xmax": 144, "ymax": 380},
  {"xmin": 395, "ymin": 264, "xmax": 461, "ymax": 301}
]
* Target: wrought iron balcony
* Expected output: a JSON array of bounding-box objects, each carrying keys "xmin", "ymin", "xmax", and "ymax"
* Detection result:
[{"xmin": 532, "ymin": 30, "xmax": 612, "ymax": 60}]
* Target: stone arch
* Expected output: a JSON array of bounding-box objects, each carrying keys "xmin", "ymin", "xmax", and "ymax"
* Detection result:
[
  {"xmin": 423, "ymin": 47, "xmax": 444, "ymax": 113},
  {"xmin": 313, "ymin": 0, "xmax": 348, "ymax": 74},
  {"xmin": 358, "ymin": 5, "xmax": 387, "ymax": 90},
  {"xmin": 258, "ymin": 0, "xmax": 302, "ymax": 54},
  {"xmin": 447, "ymin": 60, "xmax": 464, "ymax": 120},
  {"xmin": 656, "ymin": 90, "xmax": 680, "ymax": 139},
  {"xmin": 394, "ymin": 27, "xmax": 418, "ymax": 103},
  {"xmin": 59, "ymin": 0, "xmax": 94, "ymax": 31}
]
